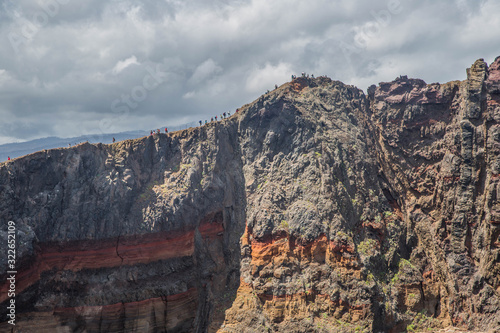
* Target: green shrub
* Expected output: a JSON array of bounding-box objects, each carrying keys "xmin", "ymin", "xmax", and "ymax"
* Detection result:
[
  {"xmin": 280, "ymin": 220, "xmax": 289, "ymax": 231},
  {"xmin": 358, "ymin": 239, "xmax": 378, "ymax": 256}
]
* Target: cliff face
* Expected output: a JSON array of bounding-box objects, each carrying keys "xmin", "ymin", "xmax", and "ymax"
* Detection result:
[
  {"xmin": 366, "ymin": 58, "xmax": 500, "ymax": 332},
  {"xmin": 0, "ymin": 124, "xmax": 247, "ymax": 332},
  {"xmin": 1, "ymin": 57, "xmax": 500, "ymax": 332}
]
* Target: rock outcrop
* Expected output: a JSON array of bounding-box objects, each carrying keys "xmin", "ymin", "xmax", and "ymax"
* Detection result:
[{"xmin": 1, "ymin": 57, "xmax": 500, "ymax": 332}]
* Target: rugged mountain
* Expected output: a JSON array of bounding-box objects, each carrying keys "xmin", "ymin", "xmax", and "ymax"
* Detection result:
[{"xmin": 1, "ymin": 57, "xmax": 500, "ymax": 332}]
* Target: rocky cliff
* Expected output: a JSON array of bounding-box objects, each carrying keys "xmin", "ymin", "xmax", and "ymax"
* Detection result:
[{"xmin": 1, "ymin": 57, "xmax": 500, "ymax": 332}]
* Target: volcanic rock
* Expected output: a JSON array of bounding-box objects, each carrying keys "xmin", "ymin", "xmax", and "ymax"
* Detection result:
[{"xmin": 2, "ymin": 59, "xmax": 500, "ymax": 332}]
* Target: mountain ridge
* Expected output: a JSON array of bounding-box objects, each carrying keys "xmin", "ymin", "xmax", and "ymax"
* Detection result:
[{"xmin": 1, "ymin": 57, "xmax": 500, "ymax": 332}]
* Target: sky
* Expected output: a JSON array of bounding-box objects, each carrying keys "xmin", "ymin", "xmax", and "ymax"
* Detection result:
[{"xmin": 0, "ymin": 0, "xmax": 499, "ymax": 144}]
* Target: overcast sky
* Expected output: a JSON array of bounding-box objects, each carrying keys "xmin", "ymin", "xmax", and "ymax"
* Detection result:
[{"xmin": 0, "ymin": 0, "xmax": 499, "ymax": 144}]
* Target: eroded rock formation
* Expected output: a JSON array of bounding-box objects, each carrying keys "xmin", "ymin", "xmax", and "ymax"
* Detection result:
[{"xmin": 1, "ymin": 57, "xmax": 500, "ymax": 332}]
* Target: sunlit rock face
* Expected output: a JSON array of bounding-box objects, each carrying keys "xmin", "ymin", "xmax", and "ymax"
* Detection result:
[{"xmin": 2, "ymin": 57, "xmax": 500, "ymax": 333}]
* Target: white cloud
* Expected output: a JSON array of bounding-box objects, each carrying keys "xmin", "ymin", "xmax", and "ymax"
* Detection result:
[
  {"xmin": 188, "ymin": 58, "xmax": 223, "ymax": 85},
  {"xmin": 183, "ymin": 91, "xmax": 195, "ymax": 99},
  {"xmin": 0, "ymin": 136, "xmax": 25, "ymax": 146},
  {"xmin": 0, "ymin": 69, "xmax": 12, "ymax": 87},
  {"xmin": 245, "ymin": 62, "xmax": 293, "ymax": 94},
  {"xmin": 112, "ymin": 55, "xmax": 140, "ymax": 75},
  {"xmin": 458, "ymin": 1, "xmax": 500, "ymax": 45}
]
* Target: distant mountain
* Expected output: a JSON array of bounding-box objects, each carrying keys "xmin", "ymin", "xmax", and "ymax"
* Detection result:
[
  {"xmin": 0, "ymin": 130, "xmax": 147, "ymax": 162},
  {"xmin": 0, "ymin": 120, "xmax": 203, "ymax": 162}
]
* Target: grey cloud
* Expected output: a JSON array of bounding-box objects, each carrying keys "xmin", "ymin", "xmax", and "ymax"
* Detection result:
[{"xmin": 0, "ymin": 0, "xmax": 499, "ymax": 144}]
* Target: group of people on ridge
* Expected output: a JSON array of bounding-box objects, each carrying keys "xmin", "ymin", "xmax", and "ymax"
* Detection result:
[
  {"xmin": 5, "ymin": 73, "xmax": 320, "ymax": 162},
  {"xmin": 291, "ymin": 72, "xmax": 314, "ymax": 80},
  {"xmin": 146, "ymin": 108, "xmax": 241, "ymax": 137},
  {"xmin": 199, "ymin": 110, "xmax": 236, "ymax": 126},
  {"xmin": 150, "ymin": 128, "xmax": 168, "ymax": 136}
]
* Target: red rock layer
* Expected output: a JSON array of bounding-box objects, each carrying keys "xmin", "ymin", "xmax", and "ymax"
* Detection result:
[
  {"xmin": 221, "ymin": 228, "xmax": 367, "ymax": 331},
  {"xmin": 374, "ymin": 77, "xmax": 456, "ymax": 105},
  {"xmin": 0, "ymin": 221, "xmax": 224, "ymax": 304},
  {"xmin": 291, "ymin": 77, "xmax": 310, "ymax": 91},
  {"xmin": 487, "ymin": 56, "xmax": 500, "ymax": 92},
  {"xmin": 244, "ymin": 229, "xmax": 361, "ymax": 278},
  {"xmin": 0, "ymin": 288, "xmax": 198, "ymax": 333}
]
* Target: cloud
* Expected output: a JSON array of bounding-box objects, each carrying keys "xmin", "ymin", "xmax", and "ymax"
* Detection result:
[
  {"xmin": 0, "ymin": 0, "xmax": 499, "ymax": 144},
  {"xmin": 245, "ymin": 62, "xmax": 293, "ymax": 94},
  {"xmin": 112, "ymin": 55, "xmax": 140, "ymax": 75},
  {"xmin": 188, "ymin": 58, "xmax": 223, "ymax": 86}
]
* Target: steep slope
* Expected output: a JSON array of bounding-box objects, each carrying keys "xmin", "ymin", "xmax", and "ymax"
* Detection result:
[
  {"xmin": 0, "ymin": 124, "xmax": 247, "ymax": 332},
  {"xmin": 222, "ymin": 77, "xmax": 388, "ymax": 333},
  {"xmin": 1, "ymin": 57, "xmax": 500, "ymax": 332}
]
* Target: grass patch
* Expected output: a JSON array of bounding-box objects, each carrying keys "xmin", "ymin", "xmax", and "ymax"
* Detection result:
[
  {"xmin": 357, "ymin": 239, "xmax": 378, "ymax": 256},
  {"xmin": 406, "ymin": 310, "xmax": 439, "ymax": 332},
  {"xmin": 280, "ymin": 220, "xmax": 289, "ymax": 232}
]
